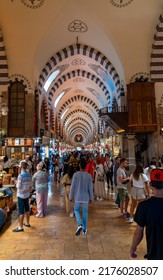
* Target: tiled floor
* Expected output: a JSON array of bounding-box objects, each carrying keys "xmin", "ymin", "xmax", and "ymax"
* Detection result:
[{"xmin": 0, "ymin": 178, "xmax": 146, "ymax": 260}]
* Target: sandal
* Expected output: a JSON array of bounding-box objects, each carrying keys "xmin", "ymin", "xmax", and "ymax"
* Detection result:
[{"xmin": 12, "ymin": 228, "xmax": 24, "ymax": 232}]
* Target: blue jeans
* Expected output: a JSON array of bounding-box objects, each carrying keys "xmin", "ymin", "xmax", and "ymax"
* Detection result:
[{"xmin": 74, "ymin": 202, "xmax": 88, "ymax": 231}]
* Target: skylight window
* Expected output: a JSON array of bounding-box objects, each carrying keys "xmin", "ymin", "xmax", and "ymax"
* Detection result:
[
  {"xmin": 54, "ymin": 91, "xmax": 65, "ymax": 108},
  {"xmin": 98, "ymin": 69, "xmax": 115, "ymax": 92},
  {"xmin": 43, "ymin": 69, "xmax": 60, "ymax": 92},
  {"xmin": 61, "ymin": 108, "xmax": 69, "ymax": 119}
]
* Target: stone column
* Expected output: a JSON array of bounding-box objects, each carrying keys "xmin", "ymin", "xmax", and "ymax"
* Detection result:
[{"xmin": 127, "ymin": 134, "xmax": 136, "ymax": 172}]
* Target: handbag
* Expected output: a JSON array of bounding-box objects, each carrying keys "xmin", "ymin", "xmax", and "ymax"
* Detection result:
[{"xmin": 97, "ymin": 173, "xmax": 104, "ymax": 181}]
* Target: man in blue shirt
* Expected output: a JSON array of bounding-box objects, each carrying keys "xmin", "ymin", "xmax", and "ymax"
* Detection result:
[
  {"xmin": 12, "ymin": 161, "xmax": 32, "ymax": 232},
  {"xmin": 69, "ymin": 158, "xmax": 94, "ymax": 236}
]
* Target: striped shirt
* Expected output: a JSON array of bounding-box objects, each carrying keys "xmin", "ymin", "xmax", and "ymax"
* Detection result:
[{"xmin": 16, "ymin": 171, "xmax": 32, "ymax": 199}]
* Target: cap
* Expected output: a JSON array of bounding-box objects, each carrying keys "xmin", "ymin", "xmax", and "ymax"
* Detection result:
[{"xmin": 150, "ymin": 169, "xmax": 163, "ymax": 189}]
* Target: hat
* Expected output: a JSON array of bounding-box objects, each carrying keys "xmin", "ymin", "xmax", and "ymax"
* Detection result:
[{"xmin": 150, "ymin": 169, "xmax": 163, "ymax": 189}]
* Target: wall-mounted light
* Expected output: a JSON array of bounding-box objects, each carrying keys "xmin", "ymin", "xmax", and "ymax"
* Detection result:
[
  {"xmin": 160, "ymin": 126, "xmax": 163, "ymax": 136},
  {"xmin": 0, "ymin": 94, "xmax": 9, "ymax": 116}
]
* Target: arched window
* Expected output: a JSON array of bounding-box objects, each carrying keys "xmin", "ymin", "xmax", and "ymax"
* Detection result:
[{"xmin": 8, "ymin": 81, "xmax": 25, "ymax": 136}]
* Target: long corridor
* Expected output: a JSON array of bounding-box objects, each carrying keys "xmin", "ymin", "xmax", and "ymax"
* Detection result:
[{"xmin": 0, "ymin": 178, "xmax": 146, "ymax": 260}]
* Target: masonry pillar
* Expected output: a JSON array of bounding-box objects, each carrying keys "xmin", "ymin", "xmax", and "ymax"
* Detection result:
[{"xmin": 127, "ymin": 134, "xmax": 136, "ymax": 172}]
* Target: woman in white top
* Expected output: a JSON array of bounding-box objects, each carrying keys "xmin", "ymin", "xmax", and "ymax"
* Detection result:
[{"xmin": 129, "ymin": 164, "xmax": 149, "ymax": 223}]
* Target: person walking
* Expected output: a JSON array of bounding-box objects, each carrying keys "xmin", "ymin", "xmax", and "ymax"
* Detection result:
[
  {"xmin": 130, "ymin": 168, "xmax": 163, "ymax": 260},
  {"xmin": 69, "ymin": 158, "xmax": 94, "ymax": 236},
  {"xmin": 12, "ymin": 162, "xmax": 32, "ymax": 232},
  {"xmin": 128, "ymin": 164, "xmax": 149, "ymax": 223},
  {"xmin": 32, "ymin": 162, "xmax": 49, "ymax": 218},
  {"xmin": 85, "ymin": 154, "xmax": 95, "ymax": 182},
  {"xmin": 94, "ymin": 158, "xmax": 106, "ymax": 201},
  {"xmin": 62, "ymin": 165, "xmax": 74, "ymax": 216},
  {"xmin": 114, "ymin": 156, "xmax": 121, "ymax": 207}
]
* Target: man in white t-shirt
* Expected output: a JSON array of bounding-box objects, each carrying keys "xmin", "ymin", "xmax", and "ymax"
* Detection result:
[{"xmin": 117, "ymin": 158, "xmax": 130, "ymax": 218}]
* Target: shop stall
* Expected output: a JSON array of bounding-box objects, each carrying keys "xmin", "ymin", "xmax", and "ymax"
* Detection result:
[
  {"xmin": 0, "ymin": 174, "xmax": 16, "ymax": 214},
  {"xmin": 5, "ymin": 138, "xmax": 34, "ymax": 161}
]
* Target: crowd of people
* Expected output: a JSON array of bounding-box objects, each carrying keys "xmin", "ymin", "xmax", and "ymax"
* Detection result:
[{"xmin": 0, "ymin": 151, "xmax": 163, "ymax": 259}]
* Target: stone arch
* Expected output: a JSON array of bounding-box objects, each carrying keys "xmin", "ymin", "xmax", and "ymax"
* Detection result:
[
  {"xmin": 48, "ymin": 69, "xmax": 111, "ymax": 104},
  {"xmin": 63, "ymin": 108, "xmax": 96, "ymax": 128},
  {"xmin": 38, "ymin": 43, "xmax": 120, "ymax": 94},
  {"xmin": 68, "ymin": 122, "xmax": 90, "ymax": 134},
  {"xmin": 66, "ymin": 117, "xmax": 92, "ymax": 132},
  {"xmin": 70, "ymin": 126, "xmax": 88, "ymax": 136},
  {"xmin": 8, "ymin": 75, "xmax": 32, "ymax": 94},
  {"xmin": 58, "ymin": 95, "xmax": 99, "ymax": 118}
]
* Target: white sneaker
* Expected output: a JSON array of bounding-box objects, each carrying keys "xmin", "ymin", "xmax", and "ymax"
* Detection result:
[
  {"xmin": 83, "ymin": 229, "xmax": 87, "ymax": 235},
  {"xmin": 128, "ymin": 217, "xmax": 134, "ymax": 223},
  {"xmin": 75, "ymin": 225, "xmax": 83, "ymax": 236},
  {"xmin": 99, "ymin": 198, "xmax": 104, "ymax": 201},
  {"xmin": 96, "ymin": 196, "xmax": 99, "ymax": 200}
]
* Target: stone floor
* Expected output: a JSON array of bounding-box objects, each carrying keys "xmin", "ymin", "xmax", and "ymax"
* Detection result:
[{"xmin": 0, "ymin": 178, "xmax": 146, "ymax": 260}]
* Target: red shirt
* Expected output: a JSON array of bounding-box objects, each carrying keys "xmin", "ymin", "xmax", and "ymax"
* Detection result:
[{"xmin": 85, "ymin": 161, "xmax": 95, "ymax": 180}]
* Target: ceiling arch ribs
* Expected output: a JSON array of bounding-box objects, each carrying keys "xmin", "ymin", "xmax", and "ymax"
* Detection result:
[
  {"xmin": 63, "ymin": 108, "xmax": 97, "ymax": 131},
  {"xmin": 68, "ymin": 122, "xmax": 90, "ymax": 136},
  {"xmin": 70, "ymin": 127, "xmax": 88, "ymax": 139},
  {"xmin": 38, "ymin": 44, "xmax": 120, "ymax": 97},
  {"xmin": 57, "ymin": 94, "xmax": 99, "ymax": 119},
  {"xmin": 69, "ymin": 127, "xmax": 87, "ymax": 140},
  {"xmin": 65, "ymin": 116, "xmax": 92, "ymax": 132},
  {"xmin": 48, "ymin": 69, "xmax": 111, "ymax": 107}
]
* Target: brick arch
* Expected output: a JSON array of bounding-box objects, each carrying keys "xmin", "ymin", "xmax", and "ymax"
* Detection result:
[
  {"xmin": 70, "ymin": 126, "xmax": 88, "ymax": 136},
  {"xmin": 150, "ymin": 12, "xmax": 163, "ymax": 82},
  {"xmin": 66, "ymin": 117, "xmax": 92, "ymax": 131},
  {"xmin": 48, "ymin": 69, "xmax": 111, "ymax": 104},
  {"xmin": 8, "ymin": 75, "xmax": 31, "ymax": 94},
  {"xmin": 38, "ymin": 43, "xmax": 120, "ymax": 94},
  {"xmin": 68, "ymin": 122, "xmax": 90, "ymax": 134},
  {"xmin": 63, "ymin": 108, "xmax": 96, "ymax": 128},
  {"xmin": 0, "ymin": 29, "xmax": 8, "ymax": 85},
  {"xmin": 58, "ymin": 95, "xmax": 99, "ymax": 118}
]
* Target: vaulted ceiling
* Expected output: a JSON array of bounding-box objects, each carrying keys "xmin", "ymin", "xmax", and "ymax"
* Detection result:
[{"xmin": 0, "ymin": 0, "xmax": 163, "ymax": 145}]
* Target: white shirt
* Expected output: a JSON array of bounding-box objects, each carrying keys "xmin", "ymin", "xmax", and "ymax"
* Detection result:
[{"xmin": 130, "ymin": 173, "xmax": 148, "ymax": 188}]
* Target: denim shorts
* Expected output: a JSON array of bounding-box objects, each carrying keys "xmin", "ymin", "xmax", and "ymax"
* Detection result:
[{"xmin": 18, "ymin": 197, "xmax": 30, "ymax": 215}]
